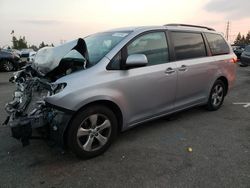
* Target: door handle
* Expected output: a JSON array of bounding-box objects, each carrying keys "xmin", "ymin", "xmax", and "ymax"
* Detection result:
[
  {"xmin": 165, "ymin": 67, "xmax": 175, "ymax": 74},
  {"xmin": 178, "ymin": 65, "xmax": 187, "ymax": 71}
]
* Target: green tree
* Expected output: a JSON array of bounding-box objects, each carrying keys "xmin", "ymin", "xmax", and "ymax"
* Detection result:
[
  {"xmin": 12, "ymin": 36, "xmax": 28, "ymax": 49},
  {"xmin": 12, "ymin": 36, "xmax": 18, "ymax": 49},
  {"xmin": 39, "ymin": 41, "xmax": 49, "ymax": 49},
  {"xmin": 240, "ymin": 36, "xmax": 246, "ymax": 45},
  {"xmin": 234, "ymin": 32, "xmax": 242, "ymax": 45},
  {"xmin": 29, "ymin": 45, "xmax": 38, "ymax": 51},
  {"xmin": 245, "ymin": 31, "xmax": 250, "ymax": 45}
]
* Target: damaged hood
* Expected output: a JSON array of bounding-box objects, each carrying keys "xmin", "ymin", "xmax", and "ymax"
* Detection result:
[{"xmin": 33, "ymin": 38, "xmax": 87, "ymax": 75}]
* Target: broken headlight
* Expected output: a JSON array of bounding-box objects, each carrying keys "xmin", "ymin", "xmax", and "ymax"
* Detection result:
[{"xmin": 52, "ymin": 83, "xmax": 67, "ymax": 95}]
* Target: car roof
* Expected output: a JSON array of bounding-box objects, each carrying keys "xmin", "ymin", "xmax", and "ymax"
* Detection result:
[{"xmin": 105, "ymin": 24, "xmax": 218, "ymax": 34}]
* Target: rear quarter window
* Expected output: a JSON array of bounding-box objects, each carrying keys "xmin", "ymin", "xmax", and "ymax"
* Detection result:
[{"xmin": 205, "ymin": 33, "xmax": 230, "ymax": 55}]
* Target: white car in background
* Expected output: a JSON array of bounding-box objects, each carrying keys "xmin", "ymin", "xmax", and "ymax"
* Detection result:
[
  {"xmin": 28, "ymin": 51, "xmax": 36, "ymax": 63},
  {"xmin": 20, "ymin": 49, "xmax": 36, "ymax": 63}
]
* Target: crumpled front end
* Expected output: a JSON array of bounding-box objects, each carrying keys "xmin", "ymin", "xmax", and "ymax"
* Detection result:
[
  {"xmin": 4, "ymin": 67, "xmax": 71, "ymax": 146},
  {"xmin": 4, "ymin": 38, "xmax": 87, "ymax": 147}
]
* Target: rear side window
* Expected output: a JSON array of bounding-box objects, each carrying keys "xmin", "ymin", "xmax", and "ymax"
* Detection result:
[
  {"xmin": 205, "ymin": 33, "xmax": 230, "ymax": 55},
  {"xmin": 171, "ymin": 32, "xmax": 206, "ymax": 61}
]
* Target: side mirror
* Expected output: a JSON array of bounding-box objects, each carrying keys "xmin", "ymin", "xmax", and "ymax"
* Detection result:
[{"xmin": 125, "ymin": 54, "xmax": 148, "ymax": 68}]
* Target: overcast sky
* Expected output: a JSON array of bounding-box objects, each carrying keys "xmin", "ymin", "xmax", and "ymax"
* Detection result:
[{"xmin": 0, "ymin": 0, "xmax": 249, "ymax": 47}]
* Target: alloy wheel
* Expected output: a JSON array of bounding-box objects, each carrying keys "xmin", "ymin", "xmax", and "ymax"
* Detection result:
[
  {"xmin": 3, "ymin": 61, "xmax": 14, "ymax": 71},
  {"xmin": 211, "ymin": 84, "xmax": 224, "ymax": 107},
  {"xmin": 76, "ymin": 114, "xmax": 112, "ymax": 152}
]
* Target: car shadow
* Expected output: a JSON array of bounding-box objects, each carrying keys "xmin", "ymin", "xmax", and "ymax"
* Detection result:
[{"xmin": 9, "ymin": 106, "xmax": 206, "ymax": 163}]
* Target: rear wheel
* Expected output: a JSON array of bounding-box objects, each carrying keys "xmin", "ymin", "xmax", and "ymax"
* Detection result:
[
  {"xmin": 1, "ymin": 60, "xmax": 14, "ymax": 71},
  {"xmin": 67, "ymin": 105, "xmax": 118, "ymax": 159},
  {"xmin": 206, "ymin": 80, "xmax": 226, "ymax": 111}
]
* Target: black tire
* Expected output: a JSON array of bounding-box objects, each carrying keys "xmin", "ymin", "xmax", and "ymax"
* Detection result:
[
  {"xmin": 0, "ymin": 60, "xmax": 14, "ymax": 72},
  {"xmin": 239, "ymin": 63, "xmax": 248, "ymax": 67},
  {"xmin": 206, "ymin": 80, "xmax": 226, "ymax": 111},
  {"xmin": 67, "ymin": 105, "xmax": 118, "ymax": 159}
]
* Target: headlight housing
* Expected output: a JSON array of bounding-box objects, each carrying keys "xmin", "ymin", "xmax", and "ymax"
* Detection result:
[{"xmin": 52, "ymin": 83, "xmax": 67, "ymax": 95}]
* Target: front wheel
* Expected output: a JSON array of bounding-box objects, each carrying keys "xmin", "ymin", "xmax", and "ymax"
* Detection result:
[
  {"xmin": 67, "ymin": 105, "xmax": 118, "ymax": 159},
  {"xmin": 1, "ymin": 60, "xmax": 14, "ymax": 71},
  {"xmin": 206, "ymin": 80, "xmax": 226, "ymax": 111}
]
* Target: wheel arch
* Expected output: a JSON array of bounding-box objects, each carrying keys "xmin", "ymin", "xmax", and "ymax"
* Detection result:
[
  {"xmin": 0, "ymin": 58, "xmax": 15, "ymax": 71},
  {"xmin": 63, "ymin": 99, "xmax": 124, "ymax": 147}
]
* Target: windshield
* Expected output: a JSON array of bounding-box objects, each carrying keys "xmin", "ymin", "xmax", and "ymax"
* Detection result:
[{"xmin": 84, "ymin": 31, "xmax": 131, "ymax": 65}]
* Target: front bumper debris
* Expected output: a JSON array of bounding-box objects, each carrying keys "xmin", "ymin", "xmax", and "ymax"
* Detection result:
[
  {"xmin": 4, "ymin": 38, "xmax": 88, "ymax": 148},
  {"xmin": 3, "ymin": 66, "xmax": 72, "ymax": 147}
]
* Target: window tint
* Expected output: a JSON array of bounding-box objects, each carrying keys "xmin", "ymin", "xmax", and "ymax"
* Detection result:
[
  {"xmin": 205, "ymin": 33, "xmax": 230, "ymax": 55},
  {"xmin": 245, "ymin": 45, "xmax": 250, "ymax": 52},
  {"xmin": 171, "ymin": 32, "xmax": 207, "ymax": 61},
  {"xmin": 127, "ymin": 32, "xmax": 169, "ymax": 66}
]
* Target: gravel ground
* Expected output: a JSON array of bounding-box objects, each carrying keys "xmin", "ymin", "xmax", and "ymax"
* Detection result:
[{"xmin": 0, "ymin": 66, "xmax": 249, "ymax": 188}]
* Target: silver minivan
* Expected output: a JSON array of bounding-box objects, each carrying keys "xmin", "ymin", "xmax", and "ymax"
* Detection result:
[{"xmin": 5, "ymin": 24, "xmax": 237, "ymax": 158}]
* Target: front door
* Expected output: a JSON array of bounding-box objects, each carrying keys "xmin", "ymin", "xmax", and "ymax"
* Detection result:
[{"xmin": 115, "ymin": 31, "xmax": 177, "ymax": 125}]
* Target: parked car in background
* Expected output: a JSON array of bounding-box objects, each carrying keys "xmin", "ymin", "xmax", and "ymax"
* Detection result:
[
  {"xmin": 4, "ymin": 49, "xmax": 21, "ymax": 57},
  {"xmin": 4, "ymin": 24, "xmax": 237, "ymax": 158},
  {"xmin": 20, "ymin": 49, "xmax": 35, "ymax": 63},
  {"xmin": 27, "ymin": 51, "xmax": 36, "ymax": 63},
  {"xmin": 0, "ymin": 49, "xmax": 21, "ymax": 71},
  {"xmin": 240, "ymin": 45, "xmax": 250, "ymax": 67},
  {"xmin": 20, "ymin": 51, "xmax": 29, "ymax": 63},
  {"xmin": 232, "ymin": 45, "xmax": 245, "ymax": 59}
]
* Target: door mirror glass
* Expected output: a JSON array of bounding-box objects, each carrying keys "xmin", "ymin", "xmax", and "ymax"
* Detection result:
[{"xmin": 125, "ymin": 54, "xmax": 148, "ymax": 68}]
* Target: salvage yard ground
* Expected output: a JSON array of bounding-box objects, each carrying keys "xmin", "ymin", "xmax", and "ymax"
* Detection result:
[{"xmin": 0, "ymin": 66, "xmax": 249, "ymax": 188}]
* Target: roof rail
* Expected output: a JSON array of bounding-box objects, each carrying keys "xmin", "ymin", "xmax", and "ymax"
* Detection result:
[{"xmin": 164, "ymin": 24, "xmax": 215, "ymax": 31}]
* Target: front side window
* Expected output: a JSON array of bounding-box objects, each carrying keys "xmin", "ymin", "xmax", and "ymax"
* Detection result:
[
  {"xmin": 126, "ymin": 32, "xmax": 169, "ymax": 66},
  {"xmin": 171, "ymin": 32, "xmax": 207, "ymax": 61},
  {"xmin": 205, "ymin": 33, "xmax": 230, "ymax": 55},
  {"xmin": 108, "ymin": 51, "xmax": 122, "ymax": 70}
]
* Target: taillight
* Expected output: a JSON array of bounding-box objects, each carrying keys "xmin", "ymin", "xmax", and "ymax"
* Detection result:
[{"xmin": 229, "ymin": 57, "xmax": 237, "ymax": 64}]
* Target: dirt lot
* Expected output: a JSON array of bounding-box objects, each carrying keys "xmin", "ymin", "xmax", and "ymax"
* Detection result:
[{"xmin": 0, "ymin": 66, "xmax": 249, "ymax": 188}]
